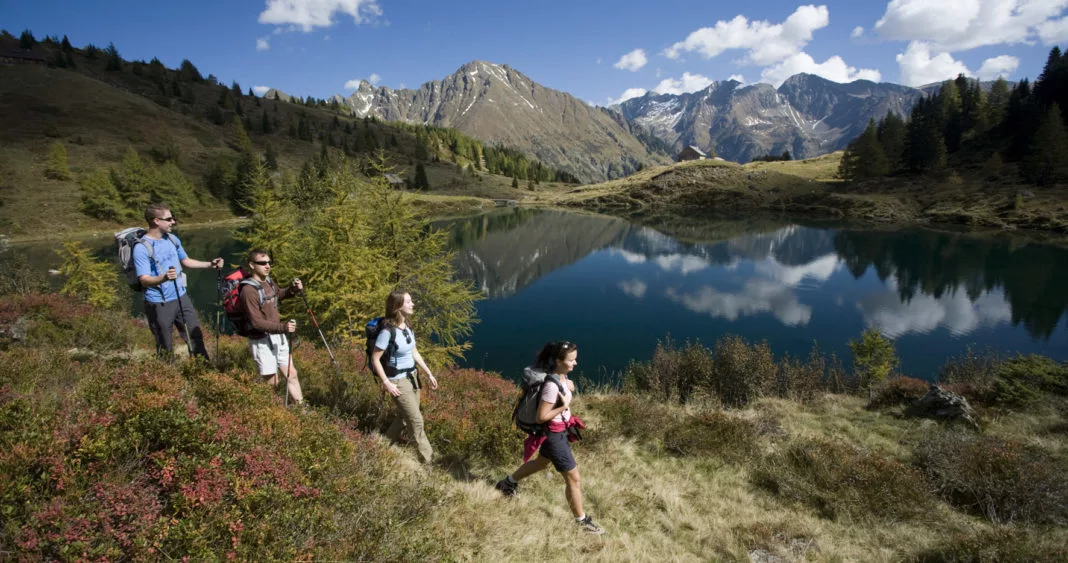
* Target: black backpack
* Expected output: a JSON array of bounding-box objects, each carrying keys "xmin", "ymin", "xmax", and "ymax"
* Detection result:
[
  {"xmin": 512, "ymin": 367, "xmax": 565, "ymax": 436},
  {"xmin": 364, "ymin": 317, "xmax": 399, "ymax": 376}
]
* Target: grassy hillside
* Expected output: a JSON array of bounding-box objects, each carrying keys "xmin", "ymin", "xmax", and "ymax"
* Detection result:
[
  {"xmin": 550, "ymin": 153, "xmax": 1068, "ymax": 238},
  {"xmin": 3, "ymin": 291, "xmax": 1066, "ymax": 560},
  {"xmin": 0, "ymin": 39, "xmax": 569, "ymax": 239}
]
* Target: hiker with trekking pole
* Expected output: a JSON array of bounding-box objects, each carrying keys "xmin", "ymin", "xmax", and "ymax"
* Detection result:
[
  {"xmin": 495, "ymin": 341, "xmax": 605, "ymax": 534},
  {"xmin": 127, "ymin": 203, "xmax": 222, "ymax": 360},
  {"xmin": 231, "ymin": 249, "xmax": 305, "ymax": 407}
]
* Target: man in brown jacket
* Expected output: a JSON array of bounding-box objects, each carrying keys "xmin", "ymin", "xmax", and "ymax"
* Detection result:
[{"xmin": 241, "ymin": 249, "xmax": 304, "ymax": 405}]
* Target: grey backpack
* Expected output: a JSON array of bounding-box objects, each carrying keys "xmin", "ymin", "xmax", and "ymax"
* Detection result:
[{"xmin": 512, "ymin": 366, "xmax": 565, "ymax": 436}]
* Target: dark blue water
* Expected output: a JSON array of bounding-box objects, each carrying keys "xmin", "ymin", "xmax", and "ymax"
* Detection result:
[{"xmin": 447, "ymin": 209, "xmax": 1068, "ymax": 381}]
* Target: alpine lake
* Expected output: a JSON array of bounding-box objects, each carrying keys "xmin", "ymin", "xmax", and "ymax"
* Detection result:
[{"xmin": 9, "ymin": 208, "xmax": 1068, "ymax": 383}]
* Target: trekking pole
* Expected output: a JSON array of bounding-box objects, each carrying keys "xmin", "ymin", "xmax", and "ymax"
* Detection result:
[
  {"xmin": 172, "ymin": 276, "xmax": 196, "ymax": 358},
  {"xmin": 299, "ymin": 288, "xmax": 340, "ymax": 373},
  {"xmin": 283, "ymin": 331, "xmax": 293, "ymax": 407},
  {"xmin": 215, "ymin": 269, "xmax": 223, "ymax": 367}
]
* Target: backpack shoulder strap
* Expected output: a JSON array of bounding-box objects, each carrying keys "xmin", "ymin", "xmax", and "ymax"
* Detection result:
[
  {"xmin": 239, "ymin": 278, "xmax": 266, "ymax": 307},
  {"xmin": 139, "ymin": 238, "xmax": 155, "ymax": 262}
]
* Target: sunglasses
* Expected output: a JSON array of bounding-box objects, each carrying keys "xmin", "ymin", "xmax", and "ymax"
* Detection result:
[
  {"xmin": 252, "ymin": 260, "xmax": 272, "ymax": 266},
  {"xmin": 156, "ymin": 216, "xmax": 176, "ymax": 223},
  {"xmin": 401, "ymin": 328, "xmax": 412, "ymax": 344}
]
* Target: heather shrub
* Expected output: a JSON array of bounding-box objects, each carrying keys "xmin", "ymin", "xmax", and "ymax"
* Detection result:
[
  {"xmin": 910, "ymin": 527, "xmax": 1068, "ymax": 562},
  {"xmin": 869, "ymin": 376, "xmax": 930, "ymax": 409},
  {"xmin": 662, "ymin": 410, "xmax": 759, "ymax": 461},
  {"xmin": 938, "ymin": 347, "xmax": 1000, "ymax": 403},
  {"xmin": 584, "ymin": 393, "xmax": 677, "ymax": 446},
  {"xmin": 0, "ymin": 293, "xmax": 140, "ymax": 352},
  {"xmin": 912, "ymin": 430, "xmax": 1068, "ymax": 524},
  {"xmin": 622, "ymin": 337, "xmax": 722, "ymax": 405},
  {"xmin": 421, "ymin": 368, "xmax": 518, "ymax": 468},
  {"xmin": 775, "ymin": 343, "xmax": 825, "ymax": 403},
  {"xmin": 752, "ymin": 437, "xmax": 930, "ymax": 521},
  {"xmin": 713, "ymin": 335, "xmax": 776, "ymax": 408},
  {"xmin": 2, "ymin": 344, "xmax": 453, "ymax": 560}
]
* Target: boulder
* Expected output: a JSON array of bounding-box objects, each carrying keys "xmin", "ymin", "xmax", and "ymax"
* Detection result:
[{"xmin": 904, "ymin": 385, "xmax": 979, "ymax": 429}]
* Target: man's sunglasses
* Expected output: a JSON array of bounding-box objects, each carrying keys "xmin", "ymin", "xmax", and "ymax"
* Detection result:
[
  {"xmin": 252, "ymin": 260, "xmax": 273, "ymax": 266},
  {"xmin": 156, "ymin": 216, "xmax": 176, "ymax": 223}
]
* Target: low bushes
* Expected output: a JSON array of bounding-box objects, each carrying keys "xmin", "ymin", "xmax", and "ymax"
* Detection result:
[
  {"xmin": 1, "ymin": 344, "xmax": 452, "ymax": 561},
  {"xmin": 869, "ymin": 375, "xmax": 930, "ymax": 408},
  {"xmin": 751, "ymin": 437, "xmax": 931, "ymax": 522},
  {"xmin": 662, "ymin": 410, "xmax": 758, "ymax": 460},
  {"xmin": 910, "ymin": 527, "xmax": 1068, "ymax": 562},
  {"xmin": 0, "ymin": 292, "xmax": 142, "ymax": 352},
  {"xmin": 622, "ymin": 335, "xmax": 842, "ymax": 409},
  {"xmin": 913, "ymin": 430, "xmax": 1068, "ymax": 525}
]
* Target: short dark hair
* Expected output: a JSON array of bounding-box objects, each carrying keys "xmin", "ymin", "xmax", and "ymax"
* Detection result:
[
  {"xmin": 247, "ymin": 248, "xmax": 269, "ymax": 263},
  {"xmin": 144, "ymin": 203, "xmax": 170, "ymax": 224}
]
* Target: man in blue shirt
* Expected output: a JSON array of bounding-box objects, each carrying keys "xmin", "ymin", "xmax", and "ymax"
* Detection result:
[{"xmin": 133, "ymin": 203, "xmax": 224, "ymax": 358}]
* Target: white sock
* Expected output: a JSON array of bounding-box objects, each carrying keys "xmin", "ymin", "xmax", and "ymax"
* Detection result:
[
  {"xmin": 575, "ymin": 514, "xmax": 586, "ymax": 522},
  {"xmin": 505, "ymin": 475, "xmax": 517, "ymax": 484}
]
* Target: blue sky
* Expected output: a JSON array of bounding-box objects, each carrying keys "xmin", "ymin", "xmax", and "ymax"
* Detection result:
[{"xmin": 5, "ymin": 1, "xmax": 1068, "ymax": 105}]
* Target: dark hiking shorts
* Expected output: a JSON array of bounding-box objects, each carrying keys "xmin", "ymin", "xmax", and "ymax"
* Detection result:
[{"xmin": 540, "ymin": 431, "xmax": 576, "ymax": 473}]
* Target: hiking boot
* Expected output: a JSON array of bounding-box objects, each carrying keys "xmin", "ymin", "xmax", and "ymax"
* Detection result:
[
  {"xmin": 577, "ymin": 515, "xmax": 604, "ymax": 535},
  {"xmin": 494, "ymin": 478, "xmax": 518, "ymax": 497}
]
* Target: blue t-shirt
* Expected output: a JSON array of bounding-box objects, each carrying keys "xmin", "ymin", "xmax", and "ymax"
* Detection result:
[
  {"xmin": 132, "ymin": 234, "xmax": 189, "ymax": 303},
  {"xmin": 375, "ymin": 325, "xmax": 416, "ymax": 377}
]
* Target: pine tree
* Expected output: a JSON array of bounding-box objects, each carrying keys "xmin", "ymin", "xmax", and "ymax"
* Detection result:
[
  {"xmin": 877, "ymin": 112, "xmax": 907, "ymax": 172},
  {"xmin": 265, "ymin": 142, "xmax": 279, "ymax": 171},
  {"xmin": 19, "ymin": 29, "xmax": 35, "ymax": 50},
  {"xmin": 78, "ymin": 168, "xmax": 125, "ymax": 221},
  {"xmin": 60, "ymin": 35, "xmax": 72, "ymax": 52},
  {"xmin": 231, "ymin": 81, "xmax": 242, "ymax": 98},
  {"xmin": 110, "ymin": 148, "xmax": 154, "ymax": 210},
  {"xmin": 179, "ymin": 59, "xmax": 203, "ymax": 82},
  {"xmin": 987, "ymin": 78, "xmax": 1011, "ymax": 126},
  {"xmin": 1022, "ymin": 104, "xmax": 1068, "ymax": 186},
  {"xmin": 838, "ymin": 120, "xmax": 888, "ymax": 180},
  {"xmin": 511, "ymin": 175, "xmax": 519, "ymax": 188},
  {"xmin": 413, "ymin": 162, "xmax": 429, "ymax": 190},
  {"xmin": 44, "ymin": 142, "xmax": 72, "ymax": 181},
  {"xmin": 261, "ymin": 111, "xmax": 272, "ymax": 134},
  {"xmin": 104, "ymin": 42, "xmax": 122, "ymax": 71},
  {"xmin": 938, "ymin": 79, "xmax": 964, "ymax": 153}
]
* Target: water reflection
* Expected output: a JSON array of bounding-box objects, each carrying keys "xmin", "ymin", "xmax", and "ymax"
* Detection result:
[{"xmin": 451, "ymin": 209, "xmax": 1067, "ymax": 378}]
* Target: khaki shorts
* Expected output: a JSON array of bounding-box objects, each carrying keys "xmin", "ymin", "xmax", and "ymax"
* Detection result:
[{"xmin": 249, "ymin": 334, "xmax": 290, "ymax": 376}]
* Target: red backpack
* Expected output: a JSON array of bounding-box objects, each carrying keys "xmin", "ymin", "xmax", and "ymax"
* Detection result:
[{"xmin": 219, "ymin": 269, "xmax": 266, "ymax": 337}]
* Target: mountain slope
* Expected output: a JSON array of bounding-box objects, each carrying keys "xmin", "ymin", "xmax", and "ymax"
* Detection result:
[
  {"xmin": 339, "ymin": 61, "xmax": 672, "ymax": 182},
  {"xmin": 617, "ymin": 73, "xmax": 923, "ymax": 163}
]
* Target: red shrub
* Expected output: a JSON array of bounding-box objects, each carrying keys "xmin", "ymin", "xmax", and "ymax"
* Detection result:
[{"xmin": 870, "ymin": 376, "xmax": 930, "ymax": 408}]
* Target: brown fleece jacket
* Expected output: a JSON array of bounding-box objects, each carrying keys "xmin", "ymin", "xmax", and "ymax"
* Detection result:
[{"xmin": 239, "ymin": 278, "xmax": 295, "ymax": 339}]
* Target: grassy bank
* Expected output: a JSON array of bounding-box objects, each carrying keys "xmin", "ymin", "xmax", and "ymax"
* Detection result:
[
  {"xmin": 546, "ymin": 153, "xmax": 1068, "ymax": 240},
  {"xmin": 3, "ymin": 292, "xmax": 1067, "ymax": 560}
]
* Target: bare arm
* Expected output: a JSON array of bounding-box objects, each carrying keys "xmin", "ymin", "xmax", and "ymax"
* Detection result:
[
  {"xmin": 536, "ymin": 392, "xmax": 570, "ymax": 424},
  {"xmin": 372, "ymin": 348, "xmax": 401, "ymax": 397},
  {"xmin": 180, "ymin": 257, "xmax": 224, "ymax": 269}
]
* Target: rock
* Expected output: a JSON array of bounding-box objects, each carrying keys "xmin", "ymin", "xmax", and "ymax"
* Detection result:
[
  {"xmin": 1019, "ymin": 189, "xmax": 1035, "ymax": 200},
  {"xmin": 904, "ymin": 385, "xmax": 980, "ymax": 429},
  {"xmin": 748, "ymin": 549, "xmax": 785, "ymax": 563}
]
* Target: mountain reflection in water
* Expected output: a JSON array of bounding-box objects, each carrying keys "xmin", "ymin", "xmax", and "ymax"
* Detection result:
[{"xmin": 447, "ymin": 209, "xmax": 1068, "ymax": 381}]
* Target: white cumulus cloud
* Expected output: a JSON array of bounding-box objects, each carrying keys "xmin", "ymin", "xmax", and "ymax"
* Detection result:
[
  {"xmin": 729, "ymin": 74, "xmax": 746, "ymax": 83},
  {"xmin": 663, "ymin": 5, "xmax": 830, "ymax": 66},
  {"xmin": 614, "ymin": 49, "xmax": 648, "ymax": 71},
  {"xmin": 875, "ymin": 0, "xmax": 1068, "ymax": 52},
  {"xmin": 1037, "ymin": 15, "xmax": 1068, "ymax": 43},
  {"xmin": 759, "ymin": 53, "xmax": 882, "ymax": 86},
  {"xmin": 618, "ymin": 279, "xmax": 648, "ymax": 299},
  {"xmin": 977, "ymin": 55, "xmax": 1020, "ymax": 80},
  {"xmin": 259, "ymin": 0, "xmax": 382, "ymax": 32},
  {"xmin": 252, "ymin": 85, "xmax": 271, "ymax": 95},
  {"xmin": 654, "ymin": 72, "xmax": 714, "ymax": 95},
  {"xmin": 851, "ymin": 26, "xmax": 865, "ymax": 38},
  {"xmin": 608, "ymin": 88, "xmax": 648, "ymax": 104},
  {"xmin": 665, "ymin": 281, "xmax": 813, "ymax": 327},
  {"xmin": 896, "ymin": 41, "xmax": 971, "ymax": 86},
  {"xmin": 256, "ymin": 37, "xmax": 270, "ymax": 51},
  {"xmin": 857, "ymin": 283, "xmax": 1012, "ymax": 338},
  {"xmin": 344, "ymin": 73, "xmax": 380, "ymax": 90}
]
